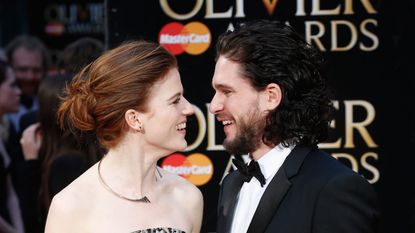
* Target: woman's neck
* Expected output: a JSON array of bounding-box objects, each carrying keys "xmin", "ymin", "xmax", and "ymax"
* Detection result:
[{"xmin": 99, "ymin": 145, "xmax": 160, "ymax": 199}]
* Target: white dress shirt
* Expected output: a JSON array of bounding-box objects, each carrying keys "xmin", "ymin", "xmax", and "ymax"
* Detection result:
[{"xmin": 230, "ymin": 144, "xmax": 293, "ymax": 233}]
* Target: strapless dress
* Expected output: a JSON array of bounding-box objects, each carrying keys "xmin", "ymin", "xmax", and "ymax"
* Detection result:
[{"xmin": 131, "ymin": 227, "xmax": 185, "ymax": 233}]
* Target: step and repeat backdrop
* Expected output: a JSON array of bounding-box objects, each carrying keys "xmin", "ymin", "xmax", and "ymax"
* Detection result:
[
  {"xmin": 29, "ymin": 0, "xmax": 414, "ymax": 232},
  {"xmin": 106, "ymin": 1, "xmax": 415, "ymax": 232}
]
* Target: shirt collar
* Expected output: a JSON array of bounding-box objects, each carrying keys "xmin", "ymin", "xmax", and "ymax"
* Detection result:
[{"xmin": 253, "ymin": 144, "xmax": 294, "ymax": 180}]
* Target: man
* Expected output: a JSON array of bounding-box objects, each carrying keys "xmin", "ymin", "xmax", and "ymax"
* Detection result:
[
  {"xmin": 6, "ymin": 35, "xmax": 48, "ymax": 132},
  {"xmin": 210, "ymin": 20, "xmax": 380, "ymax": 233},
  {"xmin": 18, "ymin": 37, "xmax": 104, "ymax": 132}
]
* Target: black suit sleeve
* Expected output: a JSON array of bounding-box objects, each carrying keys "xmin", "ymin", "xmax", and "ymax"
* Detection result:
[{"xmin": 312, "ymin": 173, "xmax": 380, "ymax": 233}]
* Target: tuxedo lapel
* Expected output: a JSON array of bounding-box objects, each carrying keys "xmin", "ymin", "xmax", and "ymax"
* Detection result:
[
  {"xmin": 247, "ymin": 146, "xmax": 313, "ymax": 233},
  {"xmin": 247, "ymin": 164, "xmax": 290, "ymax": 233},
  {"xmin": 217, "ymin": 171, "xmax": 244, "ymax": 233}
]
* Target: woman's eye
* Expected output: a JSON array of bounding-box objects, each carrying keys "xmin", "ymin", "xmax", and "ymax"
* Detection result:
[{"xmin": 172, "ymin": 97, "xmax": 181, "ymax": 104}]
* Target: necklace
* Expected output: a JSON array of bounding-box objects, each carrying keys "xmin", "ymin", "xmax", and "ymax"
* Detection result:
[{"xmin": 97, "ymin": 158, "xmax": 163, "ymax": 203}]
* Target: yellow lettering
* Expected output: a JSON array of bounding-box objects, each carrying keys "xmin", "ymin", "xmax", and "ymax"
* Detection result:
[
  {"xmin": 311, "ymin": 0, "xmax": 340, "ymax": 16},
  {"xmin": 332, "ymin": 153, "xmax": 359, "ymax": 172},
  {"xmin": 159, "ymin": 0, "xmax": 203, "ymax": 20},
  {"xmin": 305, "ymin": 21, "xmax": 326, "ymax": 51},
  {"xmin": 344, "ymin": 100, "xmax": 378, "ymax": 148},
  {"xmin": 361, "ymin": 152, "xmax": 380, "ymax": 184},
  {"xmin": 331, "ymin": 20, "xmax": 358, "ymax": 52},
  {"xmin": 360, "ymin": 19, "xmax": 379, "ymax": 51}
]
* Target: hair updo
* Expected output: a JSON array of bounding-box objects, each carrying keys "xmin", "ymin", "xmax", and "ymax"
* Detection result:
[{"xmin": 58, "ymin": 40, "xmax": 177, "ymax": 149}]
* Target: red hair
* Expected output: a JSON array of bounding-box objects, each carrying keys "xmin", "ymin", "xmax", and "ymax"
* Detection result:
[{"xmin": 58, "ymin": 40, "xmax": 177, "ymax": 149}]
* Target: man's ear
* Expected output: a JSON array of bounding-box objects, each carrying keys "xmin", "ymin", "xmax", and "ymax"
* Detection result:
[
  {"xmin": 125, "ymin": 109, "xmax": 143, "ymax": 132},
  {"xmin": 263, "ymin": 83, "xmax": 282, "ymax": 110}
]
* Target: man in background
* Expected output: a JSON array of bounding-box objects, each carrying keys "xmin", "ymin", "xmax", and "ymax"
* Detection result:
[{"xmin": 6, "ymin": 35, "xmax": 49, "ymax": 133}]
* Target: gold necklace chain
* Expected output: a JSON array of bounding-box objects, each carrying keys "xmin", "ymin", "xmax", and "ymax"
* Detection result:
[{"xmin": 97, "ymin": 158, "xmax": 162, "ymax": 203}]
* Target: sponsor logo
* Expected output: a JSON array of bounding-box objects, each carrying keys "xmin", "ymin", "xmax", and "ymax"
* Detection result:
[
  {"xmin": 161, "ymin": 153, "xmax": 214, "ymax": 186},
  {"xmin": 45, "ymin": 22, "xmax": 65, "ymax": 36},
  {"xmin": 159, "ymin": 22, "xmax": 211, "ymax": 56},
  {"xmin": 43, "ymin": 3, "xmax": 104, "ymax": 36}
]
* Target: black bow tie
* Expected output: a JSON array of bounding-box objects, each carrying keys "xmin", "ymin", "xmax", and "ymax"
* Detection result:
[{"xmin": 232, "ymin": 159, "xmax": 266, "ymax": 187}]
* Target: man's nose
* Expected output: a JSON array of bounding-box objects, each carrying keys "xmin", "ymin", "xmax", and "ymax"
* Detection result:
[{"xmin": 209, "ymin": 94, "xmax": 223, "ymax": 114}]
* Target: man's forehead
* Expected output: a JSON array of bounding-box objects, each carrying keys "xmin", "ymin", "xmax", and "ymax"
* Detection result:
[
  {"xmin": 212, "ymin": 73, "xmax": 254, "ymax": 92},
  {"xmin": 13, "ymin": 47, "xmax": 42, "ymax": 58},
  {"xmin": 12, "ymin": 47, "xmax": 43, "ymax": 66}
]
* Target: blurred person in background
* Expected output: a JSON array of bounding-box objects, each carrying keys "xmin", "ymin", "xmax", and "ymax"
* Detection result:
[
  {"xmin": 20, "ymin": 74, "xmax": 102, "ymax": 232},
  {"xmin": 60, "ymin": 37, "xmax": 104, "ymax": 76},
  {"xmin": 18, "ymin": 37, "xmax": 104, "ymax": 132},
  {"xmin": 4, "ymin": 35, "xmax": 48, "ymax": 233},
  {"xmin": 17, "ymin": 37, "xmax": 104, "ymax": 233},
  {"xmin": 0, "ymin": 60, "xmax": 24, "ymax": 233},
  {"xmin": 5, "ymin": 35, "xmax": 49, "ymax": 133}
]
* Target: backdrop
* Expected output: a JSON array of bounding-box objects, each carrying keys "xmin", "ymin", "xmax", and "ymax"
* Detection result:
[{"xmin": 28, "ymin": 0, "xmax": 415, "ymax": 232}]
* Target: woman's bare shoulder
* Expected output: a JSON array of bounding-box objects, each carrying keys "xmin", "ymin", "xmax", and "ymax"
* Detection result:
[
  {"xmin": 158, "ymin": 167, "xmax": 203, "ymax": 205},
  {"xmin": 157, "ymin": 167, "xmax": 204, "ymax": 233},
  {"xmin": 45, "ymin": 163, "xmax": 99, "ymax": 233},
  {"xmin": 51, "ymin": 163, "xmax": 99, "ymax": 210}
]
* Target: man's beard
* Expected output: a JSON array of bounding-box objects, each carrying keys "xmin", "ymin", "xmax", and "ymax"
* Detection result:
[{"xmin": 223, "ymin": 110, "xmax": 265, "ymax": 156}]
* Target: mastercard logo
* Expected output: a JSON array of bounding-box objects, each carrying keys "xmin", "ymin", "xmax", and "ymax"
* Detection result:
[
  {"xmin": 159, "ymin": 22, "xmax": 211, "ymax": 56},
  {"xmin": 161, "ymin": 153, "xmax": 213, "ymax": 186},
  {"xmin": 45, "ymin": 22, "xmax": 65, "ymax": 36}
]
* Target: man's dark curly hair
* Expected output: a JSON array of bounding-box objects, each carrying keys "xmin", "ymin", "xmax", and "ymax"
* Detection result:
[{"xmin": 216, "ymin": 20, "xmax": 333, "ymax": 147}]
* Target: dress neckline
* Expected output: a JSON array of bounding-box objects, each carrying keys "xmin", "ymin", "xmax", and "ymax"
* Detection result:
[{"xmin": 130, "ymin": 227, "xmax": 186, "ymax": 233}]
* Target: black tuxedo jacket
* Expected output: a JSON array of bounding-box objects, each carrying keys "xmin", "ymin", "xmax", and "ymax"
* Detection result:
[{"xmin": 217, "ymin": 146, "xmax": 380, "ymax": 233}]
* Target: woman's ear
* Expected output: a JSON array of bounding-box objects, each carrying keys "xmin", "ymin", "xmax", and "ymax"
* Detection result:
[
  {"xmin": 125, "ymin": 109, "xmax": 143, "ymax": 132},
  {"xmin": 263, "ymin": 83, "xmax": 282, "ymax": 111}
]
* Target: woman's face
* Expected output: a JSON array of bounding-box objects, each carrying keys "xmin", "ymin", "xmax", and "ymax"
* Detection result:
[
  {"xmin": 139, "ymin": 68, "xmax": 194, "ymax": 154},
  {"xmin": 0, "ymin": 67, "xmax": 21, "ymax": 115}
]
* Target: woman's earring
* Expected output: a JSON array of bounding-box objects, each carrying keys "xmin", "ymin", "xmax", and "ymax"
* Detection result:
[{"xmin": 137, "ymin": 123, "xmax": 144, "ymax": 133}]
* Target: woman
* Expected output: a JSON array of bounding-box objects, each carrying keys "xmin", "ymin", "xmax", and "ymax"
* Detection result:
[
  {"xmin": 0, "ymin": 60, "xmax": 24, "ymax": 233},
  {"xmin": 45, "ymin": 41, "xmax": 203, "ymax": 233},
  {"xmin": 20, "ymin": 74, "xmax": 102, "ymax": 231}
]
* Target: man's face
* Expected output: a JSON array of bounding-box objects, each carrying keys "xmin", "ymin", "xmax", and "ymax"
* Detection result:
[
  {"xmin": 11, "ymin": 47, "xmax": 44, "ymax": 97},
  {"xmin": 209, "ymin": 56, "xmax": 267, "ymax": 155}
]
